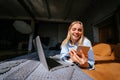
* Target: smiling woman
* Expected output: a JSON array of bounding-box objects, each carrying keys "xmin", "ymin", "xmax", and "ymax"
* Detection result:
[{"xmin": 60, "ymin": 21, "xmax": 95, "ymax": 70}]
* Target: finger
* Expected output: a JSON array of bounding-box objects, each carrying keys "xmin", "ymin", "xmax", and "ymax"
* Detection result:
[
  {"xmin": 77, "ymin": 48, "xmax": 83, "ymax": 56},
  {"xmin": 71, "ymin": 49, "xmax": 77, "ymax": 54},
  {"xmin": 75, "ymin": 54, "xmax": 82, "ymax": 61},
  {"xmin": 73, "ymin": 49, "xmax": 78, "ymax": 53},
  {"xmin": 79, "ymin": 49, "xmax": 83, "ymax": 53},
  {"xmin": 79, "ymin": 49, "xmax": 86, "ymax": 58},
  {"xmin": 69, "ymin": 51, "xmax": 73, "ymax": 56}
]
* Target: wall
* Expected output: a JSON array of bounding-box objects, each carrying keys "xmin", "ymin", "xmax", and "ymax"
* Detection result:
[
  {"xmin": 0, "ymin": 19, "xmax": 29, "ymax": 50},
  {"xmin": 36, "ymin": 22, "xmax": 69, "ymax": 47},
  {"xmin": 116, "ymin": 10, "xmax": 120, "ymax": 42},
  {"xmin": 83, "ymin": 0, "xmax": 120, "ymax": 43}
]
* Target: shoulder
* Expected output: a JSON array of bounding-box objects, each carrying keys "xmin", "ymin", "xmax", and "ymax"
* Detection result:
[
  {"xmin": 84, "ymin": 37, "xmax": 91, "ymax": 42},
  {"xmin": 83, "ymin": 37, "xmax": 92, "ymax": 46},
  {"xmin": 61, "ymin": 41, "xmax": 69, "ymax": 48}
]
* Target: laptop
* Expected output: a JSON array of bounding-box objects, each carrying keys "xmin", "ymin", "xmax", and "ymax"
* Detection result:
[{"xmin": 35, "ymin": 36, "xmax": 73, "ymax": 71}]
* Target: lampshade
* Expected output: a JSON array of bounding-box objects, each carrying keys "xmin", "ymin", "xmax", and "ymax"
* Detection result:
[{"xmin": 13, "ymin": 20, "xmax": 32, "ymax": 34}]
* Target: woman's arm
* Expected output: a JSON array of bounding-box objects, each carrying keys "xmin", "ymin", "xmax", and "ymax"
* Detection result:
[
  {"xmin": 60, "ymin": 45, "xmax": 70, "ymax": 61},
  {"xmin": 82, "ymin": 37, "xmax": 95, "ymax": 69}
]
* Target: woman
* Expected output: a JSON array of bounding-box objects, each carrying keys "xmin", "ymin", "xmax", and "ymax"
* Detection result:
[{"xmin": 60, "ymin": 21, "xmax": 95, "ymax": 70}]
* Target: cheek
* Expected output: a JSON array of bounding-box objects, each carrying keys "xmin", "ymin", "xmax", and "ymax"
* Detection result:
[
  {"xmin": 69, "ymin": 31, "xmax": 73, "ymax": 35},
  {"xmin": 79, "ymin": 31, "xmax": 83, "ymax": 35},
  {"xmin": 69, "ymin": 32, "xmax": 74, "ymax": 38}
]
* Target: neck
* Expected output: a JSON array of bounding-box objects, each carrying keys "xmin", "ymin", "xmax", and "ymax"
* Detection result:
[{"xmin": 70, "ymin": 39, "xmax": 77, "ymax": 45}]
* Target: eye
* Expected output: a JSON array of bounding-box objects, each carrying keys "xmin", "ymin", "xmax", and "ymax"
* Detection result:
[
  {"xmin": 72, "ymin": 28, "xmax": 76, "ymax": 31},
  {"xmin": 78, "ymin": 28, "xmax": 82, "ymax": 32}
]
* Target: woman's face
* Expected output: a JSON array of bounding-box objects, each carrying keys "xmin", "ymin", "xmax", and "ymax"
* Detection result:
[{"xmin": 69, "ymin": 23, "xmax": 83, "ymax": 42}]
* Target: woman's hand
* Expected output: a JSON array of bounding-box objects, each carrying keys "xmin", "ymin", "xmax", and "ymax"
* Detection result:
[
  {"xmin": 69, "ymin": 49, "xmax": 80, "ymax": 63},
  {"xmin": 68, "ymin": 49, "xmax": 89, "ymax": 67}
]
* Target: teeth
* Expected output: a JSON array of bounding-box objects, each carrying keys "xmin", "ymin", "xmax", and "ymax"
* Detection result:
[
  {"xmin": 74, "ymin": 35, "xmax": 79, "ymax": 38},
  {"xmin": 74, "ymin": 34, "xmax": 79, "ymax": 37}
]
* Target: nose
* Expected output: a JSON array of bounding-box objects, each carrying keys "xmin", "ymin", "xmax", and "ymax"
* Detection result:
[{"xmin": 75, "ymin": 30, "xmax": 79, "ymax": 33}]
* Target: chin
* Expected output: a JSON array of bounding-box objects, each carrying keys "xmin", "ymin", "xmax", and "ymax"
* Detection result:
[{"xmin": 73, "ymin": 38, "xmax": 79, "ymax": 41}]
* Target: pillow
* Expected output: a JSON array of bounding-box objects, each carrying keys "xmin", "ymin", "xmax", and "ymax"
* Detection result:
[{"xmin": 93, "ymin": 43, "xmax": 112, "ymax": 56}]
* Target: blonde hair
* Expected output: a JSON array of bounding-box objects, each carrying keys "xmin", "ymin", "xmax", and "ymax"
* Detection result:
[{"xmin": 61, "ymin": 21, "xmax": 84, "ymax": 46}]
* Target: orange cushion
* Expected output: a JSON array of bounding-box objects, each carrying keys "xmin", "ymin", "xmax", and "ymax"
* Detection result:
[{"xmin": 93, "ymin": 43, "xmax": 112, "ymax": 56}]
